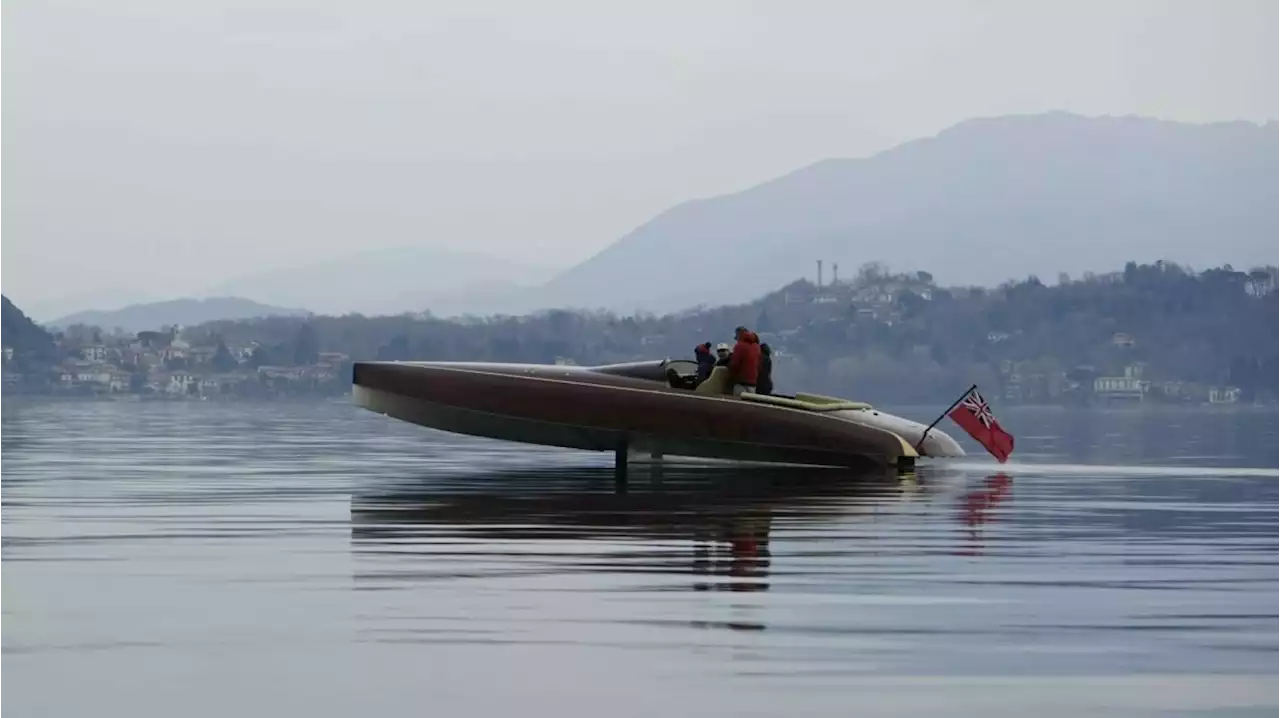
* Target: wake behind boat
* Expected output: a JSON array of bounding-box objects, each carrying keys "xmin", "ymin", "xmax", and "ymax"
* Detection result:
[{"xmin": 352, "ymin": 358, "xmax": 983, "ymax": 471}]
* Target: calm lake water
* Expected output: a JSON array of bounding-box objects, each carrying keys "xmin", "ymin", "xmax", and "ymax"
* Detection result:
[{"xmin": 3, "ymin": 400, "xmax": 1276, "ymax": 717}]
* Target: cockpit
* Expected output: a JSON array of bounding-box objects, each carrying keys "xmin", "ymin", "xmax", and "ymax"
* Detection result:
[{"xmin": 586, "ymin": 358, "xmax": 724, "ymax": 393}]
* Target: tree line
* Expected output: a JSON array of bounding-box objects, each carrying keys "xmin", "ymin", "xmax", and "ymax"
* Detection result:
[{"xmin": 174, "ymin": 259, "xmax": 1277, "ymax": 404}]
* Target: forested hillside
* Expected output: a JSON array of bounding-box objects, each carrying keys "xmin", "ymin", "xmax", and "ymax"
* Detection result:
[
  {"xmin": 178, "ymin": 260, "xmax": 1276, "ymax": 403},
  {"xmin": 2, "ymin": 295, "xmax": 58, "ymax": 371}
]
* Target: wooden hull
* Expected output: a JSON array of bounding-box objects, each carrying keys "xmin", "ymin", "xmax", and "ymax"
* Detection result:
[{"xmin": 352, "ymin": 360, "xmax": 963, "ymax": 469}]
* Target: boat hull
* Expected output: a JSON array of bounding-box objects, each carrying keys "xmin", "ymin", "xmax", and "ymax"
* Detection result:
[{"xmin": 352, "ymin": 360, "xmax": 960, "ymax": 469}]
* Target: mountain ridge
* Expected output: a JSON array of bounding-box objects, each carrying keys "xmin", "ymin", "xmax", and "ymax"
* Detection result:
[
  {"xmin": 534, "ymin": 111, "xmax": 1278, "ymax": 314},
  {"xmin": 27, "ymin": 112, "xmax": 1277, "ymax": 320},
  {"xmin": 50, "ymin": 296, "xmax": 310, "ymax": 333},
  {"xmin": 201, "ymin": 245, "xmax": 556, "ymax": 316}
]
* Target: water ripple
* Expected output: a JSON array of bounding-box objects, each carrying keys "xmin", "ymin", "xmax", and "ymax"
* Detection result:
[{"xmin": 2, "ymin": 399, "xmax": 1276, "ymax": 717}]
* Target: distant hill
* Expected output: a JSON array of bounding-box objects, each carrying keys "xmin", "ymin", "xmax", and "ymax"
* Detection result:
[
  {"xmin": 50, "ymin": 297, "xmax": 310, "ymax": 333},
  {"xmin": 202, "ymin": 246, "xmax": 555, "ymax": 316},
  {"xmin": 2, "ymin": 295, "xmax": 57, "ymax": 363},
  {"xmin": 23, "ymin": 287, "xmax": 160, "ymax": 324},
  {"xmin": 534, "ymin": 112, "xmax": 1279, "ymax": 314}
]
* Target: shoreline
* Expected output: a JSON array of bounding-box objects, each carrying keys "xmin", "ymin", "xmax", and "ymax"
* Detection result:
[
  {"xmin": 2, "ymin": 393, "xmax": 1274, "ymax": 411},
  {"xmin": 0, "ymin": 393, "xmax": 350, "ymax": 404}
]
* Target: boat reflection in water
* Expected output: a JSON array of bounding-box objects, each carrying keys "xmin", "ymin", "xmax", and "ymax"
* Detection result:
[{"xmin": 349, "ymin": 461, "xmax": 972, "ymax": 613}]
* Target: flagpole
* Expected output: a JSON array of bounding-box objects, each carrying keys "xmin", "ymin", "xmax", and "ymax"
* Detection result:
[{"xmin": 915, "ymin": 383, "xmax": 978, "ymax": 452}]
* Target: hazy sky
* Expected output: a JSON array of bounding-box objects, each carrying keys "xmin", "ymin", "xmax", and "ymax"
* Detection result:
[{"xmin": 3, "ymin": 0, "xmax": 1276, "ymax": 309}]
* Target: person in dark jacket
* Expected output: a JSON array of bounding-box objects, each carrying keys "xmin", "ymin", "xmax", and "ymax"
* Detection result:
[
  {"xmin": 693, "ymin": 342, "xmax": 716, "ymax": 385},
  {"xmin": 757, "ymin": 342, "xmax": 774, "ymax": 396},
  {"xmin": 727, "ymin": 326, "xmax": 761, "ymax": 395}
]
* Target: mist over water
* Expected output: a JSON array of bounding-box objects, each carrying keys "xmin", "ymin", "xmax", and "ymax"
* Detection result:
[{"xmin": 2, "ymin": 401, "xmax": 1276, "ymax": 717}]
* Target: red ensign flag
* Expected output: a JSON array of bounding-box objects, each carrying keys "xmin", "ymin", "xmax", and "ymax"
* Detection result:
[{"xmin": 948, "ymin": 388, "xmax": 1015, "ymax": 463}]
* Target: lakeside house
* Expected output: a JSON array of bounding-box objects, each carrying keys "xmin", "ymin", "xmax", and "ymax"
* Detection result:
[
  {"xmin": 1209, "ymin": 387, "xmax": 1242, "ymax": 404},
  {"xmin": 1094, "ymin": 365, "xmax": 1147, "ymax": 402},
  {"xmin": 19, "ymin": 328, "xmax": 351, "ymax": 398}
]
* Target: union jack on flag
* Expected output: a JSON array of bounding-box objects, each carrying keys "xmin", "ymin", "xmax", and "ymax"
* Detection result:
[{"xmin": 960, "ymin": 391, "xmax": 995, "ymax": 428}]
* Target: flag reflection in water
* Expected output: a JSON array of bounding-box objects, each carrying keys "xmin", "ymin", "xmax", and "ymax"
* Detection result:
[
  {"xmin": 691, "ymin": 515, "xmax": 773, "ymax": 594},
  {"xmin": 956, "ymin": 473, "xmax": 1013, "ymax": 556}
]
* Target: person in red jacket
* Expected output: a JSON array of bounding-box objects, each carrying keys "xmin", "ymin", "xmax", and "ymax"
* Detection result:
[{"xmin": 727, "ymin": 326, "xmax": 761, "ymax": 395}]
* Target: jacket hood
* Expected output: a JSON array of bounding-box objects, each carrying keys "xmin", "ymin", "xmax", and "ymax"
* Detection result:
[{"xmin": 738, "ymin": 331, "xmax": 759, "ymax": 344}]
